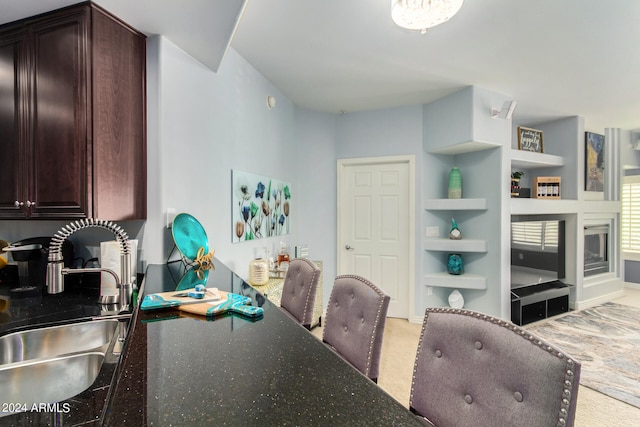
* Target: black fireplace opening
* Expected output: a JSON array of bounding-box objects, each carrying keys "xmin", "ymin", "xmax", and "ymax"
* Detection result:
[{"xmin": 584, "ymin": 225, "xmax": 610, "ymax": 277}]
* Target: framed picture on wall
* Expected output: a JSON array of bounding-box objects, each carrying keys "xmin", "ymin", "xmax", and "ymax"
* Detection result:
[
  {"xmin": 517, "ymin": 126, "xmax": 544, "ymax": 153},
  {"xmin": 232, "ymin": 170, "xmax": 292, "ymax": 243},
  {"xmin": 585, "ymin": 132, "xmax": 604, "ymax": 192}
]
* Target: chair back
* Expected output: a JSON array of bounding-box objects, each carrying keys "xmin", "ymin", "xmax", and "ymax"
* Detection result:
[
  {"xmin": 280, "ymin": 258, "xmax": 321, "ymax": 329},
  {"xmin": 323, "ymin": 274, "xmax": 390, "ymax": 382},
  {"xmin": 410, "ymin": 308, "xmax": 581, "ymax": 427}
]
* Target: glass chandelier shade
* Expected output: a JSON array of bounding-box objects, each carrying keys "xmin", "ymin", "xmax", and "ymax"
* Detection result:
[{"xmin": 391, "ymin": 0, "xmax": 464, "ymax": 32}]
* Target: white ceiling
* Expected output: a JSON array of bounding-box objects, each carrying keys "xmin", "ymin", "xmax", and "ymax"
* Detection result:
[
  {"xmin": 0, "ymin": 0, "xmax": 247, "ymax": 73},
  {"xmin": 231, "ymin": 0, "xmax": 640, "ymax": 132},
  {"xmin": 3, "ymin": 0, "xmax": 639, "ymax": 132}
]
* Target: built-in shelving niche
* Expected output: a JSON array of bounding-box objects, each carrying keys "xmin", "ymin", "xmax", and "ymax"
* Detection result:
[{"xmin": 424, "ymin": 197, "xmax": 489, "ymax": 289}]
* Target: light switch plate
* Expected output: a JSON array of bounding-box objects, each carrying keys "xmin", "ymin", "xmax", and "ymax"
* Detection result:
[{"xmin": 425, "ymin": 226, "xmax": 439, "ymax": 238}]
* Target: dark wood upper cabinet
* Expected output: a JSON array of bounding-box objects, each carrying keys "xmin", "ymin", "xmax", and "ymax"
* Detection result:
[
  {"xmin": 0, "ymin": 28, "xmax": 28, "ymax": 218},
  {"xmin": 0, "ymin": 2, "xmax": 146, "ymax": 220}
]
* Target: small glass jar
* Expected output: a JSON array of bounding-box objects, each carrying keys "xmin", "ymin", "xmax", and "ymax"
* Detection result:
[{"xmin": 249, "ymin": 257, "xmax": 269, "ymax": 286}]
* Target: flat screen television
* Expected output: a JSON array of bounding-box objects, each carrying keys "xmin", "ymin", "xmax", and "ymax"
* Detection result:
[{"xmin": 510, "ymin": 220, "xmax": 566, "ymax": 289}]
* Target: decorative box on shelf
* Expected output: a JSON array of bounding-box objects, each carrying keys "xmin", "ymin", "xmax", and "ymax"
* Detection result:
[
  {"xmin": 533, "ymin": 176, "xmax": 561, "ymax": 199},
  {"xmin": 511, "ymin": 188, "xmax": 531, "ymax": 198}
]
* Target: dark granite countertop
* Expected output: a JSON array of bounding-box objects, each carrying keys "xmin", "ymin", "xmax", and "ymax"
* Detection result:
[
  {"xmin": 103, "ymin": 260, "xmax": 423, "ymax": 426},
  {"xmin": 0, "ymin": 266, "xmax": 103, "ymax": 335}
]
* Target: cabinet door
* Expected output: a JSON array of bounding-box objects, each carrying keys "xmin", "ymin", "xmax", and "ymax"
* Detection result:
[
  {"xmin": 0, "ymin": 28, "xmax": 28, "ymax": 218},
  {"xmin": 28, "ymin": 8, "xmax": 90, "ymax": 218},
  {"xmin": 91, "ymin": 8, "xmax": 147, "ymax": 220}
]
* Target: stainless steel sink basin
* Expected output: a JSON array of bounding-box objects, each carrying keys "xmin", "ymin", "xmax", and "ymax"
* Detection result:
[
  {"xmin": 0, "ymin": 351, "xmax": 105, "ymax": 408},
  {"xmin": 0, "ymin": 319, "xmax": 118, "ymax": 364},
  {"xmin": 0, "ymin": 318, "xmax": 126, "ymax": 417}
]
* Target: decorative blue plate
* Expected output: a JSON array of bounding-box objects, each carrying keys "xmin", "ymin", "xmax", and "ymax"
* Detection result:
[
  {"xmin": 175, "ymin": 267, "xmax": 209, "ymax": 291},
  {"xmin": 172, "ymin": 213, "xmax": 209, "ymax": 261}
]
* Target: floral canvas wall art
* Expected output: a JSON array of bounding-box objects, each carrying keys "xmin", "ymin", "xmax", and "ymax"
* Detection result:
[{"xmin": 232, "ymin": 170, "xmax": 291, "ymax": 242}]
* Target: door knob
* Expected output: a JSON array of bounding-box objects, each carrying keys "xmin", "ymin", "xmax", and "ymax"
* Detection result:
[{"xmin": 345, "ymin": 245, "xmax": 355, "ymax": 251}]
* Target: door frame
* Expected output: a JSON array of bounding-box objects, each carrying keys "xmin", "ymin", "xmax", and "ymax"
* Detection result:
[{"xmin": 337, "ymin": 155, "xmax": 416, "ymax": 320}]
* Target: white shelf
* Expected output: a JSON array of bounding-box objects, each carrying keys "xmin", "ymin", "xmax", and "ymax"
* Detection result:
[
  {"xmin": 511, "ymin": 198, "xmax": 580, "ymax": 215},
  {"xmin": 424, "ymin": 273, "xmax": 487, "ymax": 290},
  {"xmin": 510, "ymin": 199, "xmax": 621, "ymax": 215},
  {"xmin": 429, "ymin": 140, "xmax": 501, "ymax": 155},
  {"xmin": 424, "ymin": 238, "xmax": 488, "ymax": 252},
  {"xmin": 511, "ymin": 149, "xmax": 564, "ymax": 169},
  {"xmin": 425, "ymin": 198, "xmax": 487, "ymax": 210}
]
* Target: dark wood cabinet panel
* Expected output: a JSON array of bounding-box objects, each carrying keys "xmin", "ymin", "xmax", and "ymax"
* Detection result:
[
  {"xmin": 0, "ymin": 29, "xmax": 28, "ymax": 218},
  {"xmin": 91, "ymin": 8, "xmax": 146, "ymax": 220},
  {"xmin": 0, "ymin": 2, "xmax": 146, "ymax": 220},
  {"xmin": 30, "ymin": 8, "xmax": 89, "ymax": 218}
]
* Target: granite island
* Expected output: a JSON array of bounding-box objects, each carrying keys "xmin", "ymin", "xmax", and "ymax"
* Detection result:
[
  {"xmin": 1, "ymin": 258, "xmax": 422, "ymax": 426},
  {"xmin": 103, "ymin": 259, "xmax": 422, "ymax": 426}
]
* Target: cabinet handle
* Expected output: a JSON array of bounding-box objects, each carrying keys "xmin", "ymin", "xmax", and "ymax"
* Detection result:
[
  {"xmin": 26, "ymin": 201, "xmax": 35, "ymax": 208},
  {"xmin": 14, "ymin": 201, "xmax": 24, "ymax": 208}
]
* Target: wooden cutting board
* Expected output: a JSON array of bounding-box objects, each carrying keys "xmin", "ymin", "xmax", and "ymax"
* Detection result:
[
  {"xmin": 179, "ymin": 291, "xmax": 264, "ymax": 318},
  {"xmin": 140, "ymin": 287, "xmax": 222, "ymax": 311}
]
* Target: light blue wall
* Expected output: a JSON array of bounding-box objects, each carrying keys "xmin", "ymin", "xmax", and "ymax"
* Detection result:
[
  {"xmin": 293, "ymin": 108, "xmax": 338, "ymax": 301},
  {"xmin": 335, "ymin": 106, "xmax": 424, "ymax": 316},
  {"xmin": 142, "ymin": 36, "xmax": 348, "ymax": 306},
  {"xmin": 336, "ymin": 107, "xmax": 423, "ymax": 160},
  {"xmin": 144, "ymin": 36, "xmax": 303, "ymax": 277}
]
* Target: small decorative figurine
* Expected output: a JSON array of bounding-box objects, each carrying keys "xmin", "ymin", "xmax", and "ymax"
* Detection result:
[
  {"xmin": 448, "ymin": 289, "xmax": 464, "ymax": 309},
  {"xmin": 449, "ymin": 218, "xmax": 462, "ymax": 240}
]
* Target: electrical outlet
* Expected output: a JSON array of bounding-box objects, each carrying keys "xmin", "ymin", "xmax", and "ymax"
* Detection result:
[
  {"xmin": 166, "ymin": 208, "xmax": 176, "ymax": 228},
  {"xmin": 425, "ymin": 226, "xmax": 439, "ymax": 238},
  {"xmin": 427, "ymin": 287, "xmax": 433, "ymax": 296}
]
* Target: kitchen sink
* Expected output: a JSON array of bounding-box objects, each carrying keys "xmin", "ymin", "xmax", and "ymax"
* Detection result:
[
  {"xmin": 0, "ymin": 319, "xmax": 118, "ymax": 364},
  {"xmin": 0, "ymin": 351, "xmax": 106, "ymax": 409},
  {"xmin": 0, "ymin": 318, "xmax": 127, "ymax": 417}
]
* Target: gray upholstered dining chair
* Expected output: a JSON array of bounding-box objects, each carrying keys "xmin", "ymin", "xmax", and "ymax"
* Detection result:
[
  {"xmin": 410, "ymin": 308, "xmax": 581, "ymax": 427},
  {"xmin": 280, "ymin": 258, "xmax": 321, "ymax": 330},
  {"xmin": 322, "ymin": 274, "xmax": 390, "ymax": 383}
]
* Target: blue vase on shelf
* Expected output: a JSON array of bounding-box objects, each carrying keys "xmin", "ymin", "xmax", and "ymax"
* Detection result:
[{"xmin": 447, "ymin": 253, "xmax": 464, "ymax": 275}]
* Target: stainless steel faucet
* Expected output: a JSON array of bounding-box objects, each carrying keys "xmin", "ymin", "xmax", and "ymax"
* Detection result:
[{"xmin": 46, "ymin": 219, "xmax": 134, "ymax": 313}]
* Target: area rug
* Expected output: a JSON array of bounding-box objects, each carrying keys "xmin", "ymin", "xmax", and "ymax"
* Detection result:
[{"xmin": 527, "ymin": 302, "xmax": 640, "ymax": 409}]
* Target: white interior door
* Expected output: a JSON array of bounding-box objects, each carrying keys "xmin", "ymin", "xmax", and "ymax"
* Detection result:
[{"xmin": 337, "ymin": 156, "xmax": 414, "ymax": 319}]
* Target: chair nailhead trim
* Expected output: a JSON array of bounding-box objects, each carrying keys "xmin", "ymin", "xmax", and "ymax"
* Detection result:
[{"xmin": 410, "ymin": 307, "xmax": 579, "ymax": 427}]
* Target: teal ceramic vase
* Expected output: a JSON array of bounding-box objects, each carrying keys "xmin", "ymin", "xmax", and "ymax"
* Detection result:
[
  {"xmin": 447, "ymin": 253, "xmax": 464, "ymax": 275},
  {"xmin": 448, "ymin": 167, "xmax": 462, "ymax": 199}
]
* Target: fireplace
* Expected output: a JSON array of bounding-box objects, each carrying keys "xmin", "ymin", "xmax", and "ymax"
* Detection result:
[{"xmin": 584, "ymin": 224, "xmax": 610, "ymax": 277}]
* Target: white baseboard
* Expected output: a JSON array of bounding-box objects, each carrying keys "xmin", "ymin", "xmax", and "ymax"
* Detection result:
[
  {"xmin": 624, "ymin": 282, "xmax": 640, "ymax": 290},
  {"xmin": 573, "ymin": 289, "xmax": 626, "ymax": 311},
  {"xmin": 410, "ymin": 314, "xmax": 424, "ymax": 325}
]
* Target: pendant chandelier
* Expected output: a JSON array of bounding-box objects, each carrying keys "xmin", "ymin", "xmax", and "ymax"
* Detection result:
[{"xmin": 391, "ymin": 0, "xmax": 464, "ymax": 33}]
